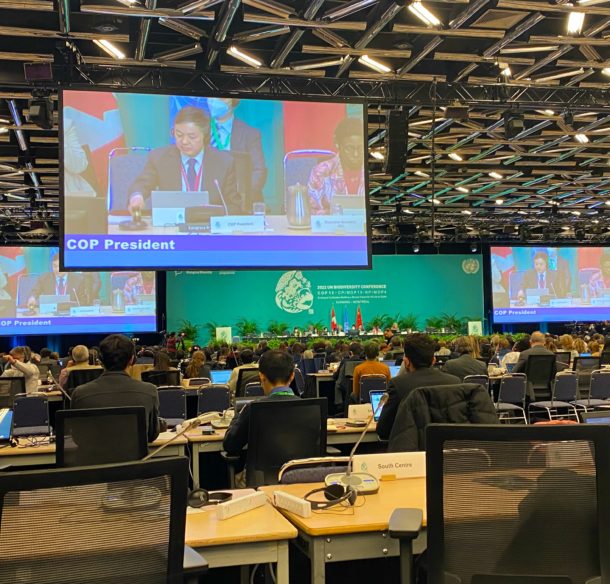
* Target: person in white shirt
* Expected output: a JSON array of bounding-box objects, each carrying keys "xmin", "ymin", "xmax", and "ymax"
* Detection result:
[{"xmin": 1, "ymin": 346, "xmax": 40, "ymax": 394}]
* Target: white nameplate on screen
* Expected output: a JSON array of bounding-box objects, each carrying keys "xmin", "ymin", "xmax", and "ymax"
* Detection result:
[
  {"xmin": 70, "ymin": 306, "xmax": 100, "ymax": 316},
  {"xmin": 211, "ymin": 216, "xmax": 265, "ymax": 234},
  {"xmin": 591, "ymin": 297, "xmax": 610, "ymax": 306},
  {"xmin": 311, "ymin": 215, "xmax": 365, "ymax": 233},
  {"xmin": 549, "ymin": 298, "xmax": 573, "ymax": 307},
  {"xmin": 39, "ymin": 303, "xmax": 57, "ymax": 314},
  {"xmin": 352, "ymin": 452, "xmax": 426, "ymax": 480},
  {"xmin": 125, "ymin": 304, "xmax": 154, "ymax": 315}
]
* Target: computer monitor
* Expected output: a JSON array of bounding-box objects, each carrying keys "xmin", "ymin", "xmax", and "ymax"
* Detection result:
[
  {"xmin": 210, "ymin": 370, "xmax": 231, "ymax": 385},
  {"xmin": 369, "ymin": 391, "xmax": 387, "ymax": 422},
  {"xmin": 580, "ymin": 411, "xmax": 610, "ymax": 425},
  {"xmin": 0, "ymin": 408, "xmax": 13, "ymax": 442}
]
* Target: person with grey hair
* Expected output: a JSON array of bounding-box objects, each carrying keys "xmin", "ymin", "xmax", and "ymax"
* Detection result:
[
  {"xmin": 58, "ymin": 345, "xmax": 102, "ymax": 388},
  {"xmin": 1, "ymin": 346, "xmax": 40, "ymax": 394},
  {"xmin": 442, "ymin": 336, "xmax": 488, "ymax": 381}
]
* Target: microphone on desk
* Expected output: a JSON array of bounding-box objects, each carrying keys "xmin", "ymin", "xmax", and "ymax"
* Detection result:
[
  {"xmin": 72, "ymin": 288, "xmax": 81, "ymax": 307},
  {"xmin": 214, "ymin": 179, "xmax": 229, "ymax": 216},
  {"xmin": 324, "ymin": 393, "xmax": 389, "ymax": 494}
]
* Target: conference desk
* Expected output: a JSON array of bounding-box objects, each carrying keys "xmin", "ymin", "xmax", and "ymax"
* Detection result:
[
  {"xmin": 0, "ymin": 431, "xmax": 187, "ymax": 467},
  {"xmin": 186, "ymin": 493, "xmax": 297, "ymax": 584},
  {"xmin": 186, "ymin": 420, "xmax": 380, "ymax": 489},
  {"xmin": 260, "ymin": 478, "xmax": 427, "ymax": 584}
]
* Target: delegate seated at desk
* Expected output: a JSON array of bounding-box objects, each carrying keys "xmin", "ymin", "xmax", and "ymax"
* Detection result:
[
  {"xmin": 127, "ymin": 105, "xmax": 241, "ymax": 216},
  {"xmin": 27, "ymin": 253, "xmax": 87, "ymax": 308},
  {"xmin": 517, "ymin": 250, "xmax": 565, "ymax": 300},
  {"xmin": 71, "ymin": 333, "xmax": 162, "ymax": 442},
  {"xmin": 1, "ymin": 346, "xmax": 40, "ymax": 394}
]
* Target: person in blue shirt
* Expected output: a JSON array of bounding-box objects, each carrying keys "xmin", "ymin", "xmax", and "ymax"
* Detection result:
[{"xmin": 223, "ymin": 350, "xmax": 297, "ymax": 455}]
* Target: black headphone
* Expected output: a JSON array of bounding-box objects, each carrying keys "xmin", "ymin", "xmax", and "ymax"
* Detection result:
[
  {"xmin": 188, "ymin": 488, "xmax": 233, "ymax": 509},
  {"xmin": 303, "ymin": 483, "xmax": 357, "ymax": 510}
]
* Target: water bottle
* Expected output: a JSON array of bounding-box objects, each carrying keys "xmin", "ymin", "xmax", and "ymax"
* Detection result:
[
  {"xmin": 112, "ymin": 288, "xmax": 125, "ymax": 313},
  {"xmin": 286, "ymin": 183, "xmax": 311, "ymax": 227}
]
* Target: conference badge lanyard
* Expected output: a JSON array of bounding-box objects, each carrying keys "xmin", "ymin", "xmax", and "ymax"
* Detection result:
[
  {"xmin": 180, "ymin": 160, "xmax": 204, "ymax": 191},
  {"xmin": 211, "ymin": 120, "xmax": 231, "ymax": 151}
]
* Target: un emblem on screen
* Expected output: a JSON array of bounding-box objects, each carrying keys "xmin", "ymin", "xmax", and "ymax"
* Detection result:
[
  {"xmin": 462, "ymin": 259, "xmax": 480, "ymax": 274},
  {"xmin": 275, "ymin": 271, "xmax": 314, "ymax": 314}
]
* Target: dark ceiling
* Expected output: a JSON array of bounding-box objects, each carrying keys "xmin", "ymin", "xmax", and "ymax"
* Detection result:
[{"xmin": 1, "ymin": 0, "xmax": 610, "ymax": 246}]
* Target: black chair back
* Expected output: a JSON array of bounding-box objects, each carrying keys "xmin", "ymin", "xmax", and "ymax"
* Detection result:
[
  {"xmin": 573, "ymin": 356, "xmax": 601, "ymax": 372},
  {"xmin": 65, "ymin": 368, "xmax": 103, "ymax": 394},
  {"xmin": 235, "ymin": 367, "xmax": 260, "ymax": 398},
  {"xmin": 426, "ymin": 424, "xmax": 610, "ymax": 584},
  {"xmin": 11, "ymin": 395, "xmax": 50, "ymax": 437},
  {"xmin": 590, "ymin": 370, "xmax": 610, "ymax": 400},
  {"xmin": 0, "ymin": 457, "xmax": 189, "ymax": 584},
  {"xmin": 464, "ymin": 375, "xmax": 490, "ymax": 394},
  {"xmin": 555, "ymin": 351, "xmax": 571, "ymax": 367},
  {"xmin": 600, "ymin": 351, "xmax": 610, "ymax": 367},
  {"xmin": 244, "ymin": 382, "xmax": 264, "ymax": 397},
  {"xmin": 141, "ymin": 370, "xmax": 181, "ymax": 387},
  {"xmin": 553, "ymin": 371, "xmax": 578, "ymax": 402},
  {"xmin": 498, "ymin": 374, "xmax": 527, "ymax": 406},
  {"xmin": 55, "ymin": 406, "xmax": 148, "ymax": 467},
  {"xmin": 0, "ymin": 377, "xmax": 25, "ymax": 408},
  {"xmin": 524, "ymin": 354, "xmax": 557, "ymax": 400},
  {"xmin": 359, "ymin": 374, "xmax": 387, "ymax": 403},
  {"xmin": 197, "ymin": 385, "xmax": 230, "ymax": 414},
  {"xmin": 245, "ymin": 397, "xmax": 327, "ymax": 487},
  {"xmin": 157, "ymin": 387, "xmax": 187, "ymax": 428},
  {"xmin": 292, "ymin": 367, "xmax": 305, "ymax": 396},
  {"xmin": 343, "ymin": 359, "xmax": 363, "ymax": 378}
]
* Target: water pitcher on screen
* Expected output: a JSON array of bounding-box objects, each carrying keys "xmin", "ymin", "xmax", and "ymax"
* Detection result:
[
  {"xmin": 112, "ymin": 288, "xmax": 125, "ymax": 313},
  {"xmin": 286, "ymin": 183, "xmax": 311, "ymax": 227}
]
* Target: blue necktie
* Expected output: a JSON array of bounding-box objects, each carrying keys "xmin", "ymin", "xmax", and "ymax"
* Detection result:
[
  {"xmin": 539, "ymin": 273, "xmax": 545, "ymax": 289},
  {"xmin": 186, "ymin": 158, "xmax": 197, "ymax": 191}
]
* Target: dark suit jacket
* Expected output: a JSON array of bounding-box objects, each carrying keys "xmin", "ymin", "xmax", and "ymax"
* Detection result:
[
  {"xmin": 512, "ymin": 345, "xmax": 556, "ymax": 375},
  {"xmin": 223, "ymin": 390, "xmax": 298, "ymax": 455},
  {"xmin": 442, "ymin": 354, "xmax": 488, "ymax": 381},
  {"xmin": 129, "ymin": 145, "xmax": 241, "ymax": 214},
  {"xmin": 71, "ymin": 370, "xmax": 160, "ymax": 443},
  {"xmin": 230, "ymin": 118, "xmax": 267, "ymax": 200},
  {"xmin": 376, "ymin": 367, "xmax": 461, "ymax": 440},
  {"xmin": 522, "ymin": 269, "xmax": 563, "ymax": 297},
  {"xmin": 31, "ymin": 272, "xmax": 85, "ymax": 304}
]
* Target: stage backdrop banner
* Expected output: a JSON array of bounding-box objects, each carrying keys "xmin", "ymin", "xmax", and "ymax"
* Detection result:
[{"xmin": 166, "ymin": 255, "xmax": 484, "ymax": 342}]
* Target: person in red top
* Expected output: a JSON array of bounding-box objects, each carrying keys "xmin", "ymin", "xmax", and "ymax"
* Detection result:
[
  {"xmin": 307, "ymin": 117, "xmax": 365, "ymax": 214},
  {"xmin": 351, "ymin": 341, "xmax": 391, "ymax": 402},
  {"xmin": 123, "ymin": 272, "xmax": 155, "ymax": 304}
]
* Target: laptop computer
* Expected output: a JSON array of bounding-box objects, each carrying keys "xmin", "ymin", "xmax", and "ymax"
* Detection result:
[
  {"xmin": 0, "ymin": 408, "xmax": 12, "ymax": 442},
  {"xmin": 505, "ymin": 362, "xmax": 516, "ymax": 373},
  {"xmin": 210, "ymin": 370, "xmax": 232, "ymax": 385},
  {"xmin": 369, "ymin": 390, "xmax": 387, "ymax": 422},
  {"xmin": 580, "ymin": 411, "xmax": 610, "ymax": 424},
  {"xmin": 151, "ymin": 191, "xmax": 210, "ymax": 226},
  {"xmin": 11, "ymin": 396, "xmax": 50, "ymax": 437},
  {"xmin": 389, "ymin": 365, "xmax": 401, "ymax": 378}
]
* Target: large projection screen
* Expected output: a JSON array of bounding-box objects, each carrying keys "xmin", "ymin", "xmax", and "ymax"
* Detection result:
[
  {"xmin": 60, "ymin": 90, "xmax": 370, "ymax": 270},
  {"xmin": 491, "ymin": 245, "xmax": 610, "ymax": 324},
  {"xmin": 0, "ymin": 247, "xmax": 157, "ymax": 335}
]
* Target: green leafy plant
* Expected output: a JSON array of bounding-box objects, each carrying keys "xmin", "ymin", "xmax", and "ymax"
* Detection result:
[
  {"xmin": 425, "ymin": 316, "xmax": 445, "ymax": 330},
  {"xmin": 203, "ymin": 321, "xmax": 218, "ymax": 340},
  {"xmin": 306, "ymin": 320, "xmax": 326, "ymax": 332},
  {"xmin": 268, "ymin": 320, "xmax": 290, "ymax": 336},
  {"xmin": 179, "ymin": 319, "xmax": 200, "ymax": 341},
  {"xmin": 397, "ymin": 313, "xmax": 419, "ymax": 332},
  {"xmin": 366, "ymin": 314, "xmax": 389, "ymax": 330},
  {"xmin": 235, "ymin": 318, "xmax": 259, "ymax": 337}
]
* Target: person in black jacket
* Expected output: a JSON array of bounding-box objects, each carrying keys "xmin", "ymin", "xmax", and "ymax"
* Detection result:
[
  {"xmin": 376, "ymin": 334, "xmax": 460, "ymax": 441},
  {"xmin": 442, "ymin": 336, "xmax": 488, "ymax": 381}
]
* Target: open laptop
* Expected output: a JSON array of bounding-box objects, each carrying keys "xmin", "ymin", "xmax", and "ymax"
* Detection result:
[
  {"xmin": 369, "ymin": 390, "xmax": 387, "ymax": 422},
  {"xmin": 151, "ymin": 191, "xmax": 210, "ymax": 226},
  {"xmin": 11, "ymin": 396, "xmax": 50, "ymax": 437},
  {"xmin": 0, "ymin": 408, "xmax": 12, "ymax": 442},
  {"xmin": 210, "ymin": 370, "xmax": 232, "ymax": 385},
  {"xmin": 580, "ymin": 411, "xmax": 610, "ymax": 424},
  {"xmin": 389, "ymin": 365, "xmax": 401, "ymax": 378}
]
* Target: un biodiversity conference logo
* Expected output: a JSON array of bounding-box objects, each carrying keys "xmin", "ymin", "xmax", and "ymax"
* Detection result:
[
  {"xmin": 462, "ymin": 258, "xmax": 480, "ymax": 274},
  {"xmin": 275, "ymin": 271, "xmax": 314, "ymax": 314}
]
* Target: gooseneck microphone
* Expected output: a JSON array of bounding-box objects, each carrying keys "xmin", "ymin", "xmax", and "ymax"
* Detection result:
[{"xmin": 214, "ymin": 179, "xmax": 229, "ymax": 216}]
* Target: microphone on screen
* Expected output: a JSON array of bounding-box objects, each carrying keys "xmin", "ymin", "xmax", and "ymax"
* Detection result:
[
  {"xmin": 214, "ymin": 179, "xmax": 229, "ymax": 216},
  {"xmin": 72, "ymin": 288, "xmax": 81, "ymax": 306}
]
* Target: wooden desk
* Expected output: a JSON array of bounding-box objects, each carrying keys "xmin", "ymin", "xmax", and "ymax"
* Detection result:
[
  {"xmin": 0, "ymin": 432, "xmax": 187, "ymax": 467},
  {"xmin": 260, "ymin": 479, "xmax": 427, "ymax": 584},
  {"xmin": 186, "ymin": 494, "xmax": 297, "ymax": 584},
  {"xmin": 127, "ymin": 363, "xmax": 154, "ymax": 381},
  {"xmin": 186, "ymin": 421, "xmax": 380, "ymax": 489}
]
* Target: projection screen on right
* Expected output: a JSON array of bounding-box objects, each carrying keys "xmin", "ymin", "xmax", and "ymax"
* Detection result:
[
  {"xmin": 61, "ymin": 90, "xmax": 370, "ymax": 270},
  {"xmin": 491, "ymin": 245, "xmax": 610, "ymax": 323}
]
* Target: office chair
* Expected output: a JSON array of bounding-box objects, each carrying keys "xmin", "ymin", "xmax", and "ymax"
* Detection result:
[
  {"xmin": 197, "ymin": 385, "xmax": 230, "ymax": 414},
  {"xmin": 524, "ymin": 354, "xmax": 556, "ymax": 400},
  {"xmin": 387, "ymin": 383, "xmax": 499, "ymax": 452},
  {"xmin": 573, "ymin": 356, "xmax": 601, "ymax": 396},
  {"xmin": 11, "ymin": 394, "xmax": 50, "ymax": 437},
  {"xmin": 528, "ymin": 371, "xmax": 579, "ymax": 422},
  {"xmin": 158, "ymin": 387, "xmax": 187, "ymax": 428},
  {"xmin": 0, "ymin": 457, "xmax": 207, "ymax": 583},
  {"xmin": 464, "ymin": 375, "xmax": 490, "ymax": 395},
  {"xmin": 495, "ymin": 373, "xmax": 528, "ymax": 424},
  {"xmin": 572, "ymin": 369, "xmax": 610, "ymax": 412},
  {"xmin": 292, "ymin": 367, "xmax": 306, "ymax": 397},
  {"xmin": 107, "ymin": 147, "xmax": 150, "ymax": 212},
  {"xmin": 0, "ymin": 377, "xmax": 26, "ymax": 408},
  {"xmin": 235, "ymin": 367, "xmax": 260, "ymax": 398},
  {"xmin": 226, "ymin": 397, "xmax": 327, "ymax": 488},
  {"xmin": 244, "ymin": 382, "xmax": 264, "ymax": 397},
  {"xmin": 600, "ymin": 350, "xmax": 610, "ymax": 367},
  {"xmin": 64, "ymin": 368, "xmax": 103, "ymax": 395},
  {"xmin": 555, "ymin": 351, "xmax": 572, "ymax": 368},
  {"xmin": 389, "ymin": 423, "xmax": 610, "ymax": 584},
  {"xmin": 359, "ymin": 374, "xmax": 387, "ymax": 404},
  {"xmin": 55, "ymin": 406, "xmax": 148, "ymax": 467},
  {"xmin": 141, "ymin": 370, "xmax": 181, "ymax": 387}
]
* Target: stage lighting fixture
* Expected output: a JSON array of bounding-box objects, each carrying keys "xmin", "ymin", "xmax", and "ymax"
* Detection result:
[
  {"xmin": 504, "ymin": 112, "xmax": 524, "ymax": 139},
  {"xmin": 470, "ymin": 242, "xmax": 478, "ymax": 253},
  {"xmin": 462, "ymin": 209, "xmax": 472, "ymax": 215},
  {"xmin": 227, "ymin": 45, "xmax": 263, "ymax": 68},
  {"xmin": 27, "ymin": 93, "xmax": 53, "ymax": 130},
  {"xmin": 456, "ymin": 186, "xmax": 469, "ymax": 193},
  {"xmin": 567, "ymin": 11, "xmax": 585, "ymax": 35},
  {"xmin": 496, "ymin": 199, "xmax": 505, "ymax": 205},
  {"xmin": 575, "ymin": 133, "xmax": 589, "ymax": 144},
  {"xmin": 603, "ymin": 67, "xmax": 610, "ymax": 76},
  {"xmin": 358, "ymin": 54, "xmax": 392, "ymax": 74},
  {"xmin": 489, "ymin": 172, "xmax": 503, "ymax": 180},
  {"xmin": 384, "ymin": 109, "xmax": 407, "ymax": 178},
  {"xmin": 93, "ymin": 39, "xmax": 125, "ymax": 59},
  {"xmin": 408, "ymin": 1, "xmax": 441, "ymax": 27},
  {"xmin": 449, "ymin": 152, "xmax": 463, "ymax": 161},
  {"xmin": 413, "ymin": 242, "xmax": 420, "ymax": 253}
]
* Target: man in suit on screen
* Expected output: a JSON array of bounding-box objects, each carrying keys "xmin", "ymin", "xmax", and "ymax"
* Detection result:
[
  {"xmin": 518, "ymin": 250, "xmax": 565, "ymax": 299},
  {"xmin": 128, "ymin": 106, "xmax": 241, "ymax": 215},
  {"xmin": 27, "ymin": 253, "xmax": 85, "ymax": 307}
]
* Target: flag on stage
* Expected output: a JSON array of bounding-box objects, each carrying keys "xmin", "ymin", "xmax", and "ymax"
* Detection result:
[
  {"xmin": 331, "ymin": 306, "xmax": 337, "ymax": 331},
  {"xmin": 355, "ymin": 305, "xmax": 363, "ymax": 329},
  {"xmin": 343, "ymin": 306, "xmax": 350, "ymax": 332}
]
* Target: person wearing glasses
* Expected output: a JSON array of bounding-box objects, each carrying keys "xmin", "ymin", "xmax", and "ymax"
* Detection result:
[{"xmin": 307, "ymin": 117, "xmax": 365, "ymax": 214}]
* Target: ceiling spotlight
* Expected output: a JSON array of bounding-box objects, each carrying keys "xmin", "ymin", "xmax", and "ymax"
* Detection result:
[
  {"xmin": 542, "ymin": 109, "xmax": 555, "ymax": 116},
  {"xmin": 413, "ymin": 242, "xmax": 420, "ymax": 253},
  {"xmin": 496, "ymin": 199, "xmax": 504, "ymax": 205},
  {"xmin": 432, "ymin": 198, "xmax": 442, "ymax": 205},
  {"xmin": 449, "ymin": 152, "xmax": 463, "ymax": 161},
  {"xmin": 414, "ymin": 170, "xmax": 430, "ymax": 178},
  {"xmin": 470, "ymin": 242, "xmax": 478, "ymax": 253},
  {"xmin": 567, "ymin": 11, "xmax": 585, "ymax": 35},
  {"xmin": 370, "ymin": 150, "xmax": 385, "ymax": 160},
  {"xmin": 93, "ymin": 39, "xmax": 125, "ymax": 60},
  {"xmin": 358, "ymin": 54, "xmax": 392, "ymax": 74},
  {"xmin": 0, "ymin": 128, "xmax": 7, "ymax": 134},
  {"xmin": 603, "ymin": 68, "xmax": 610, "ymax": 76},
  {"xmin": 489, "ymin": 172, "xmax": 503, "ymax": 180},
  {"xmin": 500, "ymin": 64, "xmax": 512, "ymax": 77},
  {"xmin": 461, "ymin": 209, "xmax": 472, "ymax": 215},
  {"xmin": 575, "ymin": 133, "xmax": 589, "ymax": 143},
  {"xmin": 227, "ymin": 45, "xmax": 263, "ymax": 68},
  {"xmin": 408, "ymin": 1, "xmax": 441, "ymax": 27},
  {"xmin": 572, "ymin": 210, "xmax": 581, "ymax": 216},
  {"xmin": 456, "ymin": 186, "xmax": 469, "ymax": 193}
]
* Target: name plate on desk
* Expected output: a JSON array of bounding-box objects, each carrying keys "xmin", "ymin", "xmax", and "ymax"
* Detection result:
[
  {"xmin": 39, "ymin": 303, "xmax": 57, "ymax": 314},
  {"xmin": 549, "ymin": 298, "xmax": 573, "ymax": 307},
  {"xmin": 70, "ymin": 306, "xmax": 100, "ymax": 316},
  {"xmin": 591, "ymin": 297, "xmax": 610, "ymax": 306},
  {"xmin": 311, "ymin": 215, "xmax": 365, "ymax": 234},
  {"xmin": 125, "ymin": 303, "xmax": 154, "ymax": 315},
  {"xmin": 211, "ymin": 216, "xmax": 265, "ymax": 234},
  {"xmin": 352, "ymin": 451, "xmax": 426, "ymax": 480}
]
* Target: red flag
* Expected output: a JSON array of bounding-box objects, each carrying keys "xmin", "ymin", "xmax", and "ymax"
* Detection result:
[
  {"xmin": 331, "ymin": 306, "xmax": 337, "ymax": 331},
  {"xmin": 355, "ymin": 305, "xmax": 363, "ymax": 329}
]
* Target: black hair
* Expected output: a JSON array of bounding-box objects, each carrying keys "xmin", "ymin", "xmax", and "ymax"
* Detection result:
[
  {"xmin": 39, "ymin": 348, "xmax": 52, "ymax": 358},
  {"xmin": 174, "ymin": 106, "xmax": 210, "ymax": 137},
  {"xmin": 349, "ymin": 342, "xmax": 364, "ymax": 357},
  {"xmin": 240, "ymin": 349, "xmax": 254, "ymax": 364},
  {"xmin": 99, "ymin": 334, "xmax": 135, "ymax": 371},
  {"xmin": 515, "ymin": 338, "xmax": 531, "ymax": 352},
  {"xmin": 258, "ymin": 350, "xmax": 294, "ymax": 385},
  {"xmin": 364, "ymin": 341, "xmax": 380, "ymax": 360},
  {"xmin": 403, "ymin": 333, "xmax": 436, "ymax": 369},
  {"xmin": 334, "ymin": 117, "xmax": 363, "ymax": 145}
]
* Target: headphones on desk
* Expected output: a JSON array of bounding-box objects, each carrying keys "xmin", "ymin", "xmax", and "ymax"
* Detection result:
[
  {"xmin": 188, "ymin": 488, "xmax": 233, "ymax": 509},
  {"xmin": 303, "ymin": 483, "xmax": 357, "ymax": 510}
]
